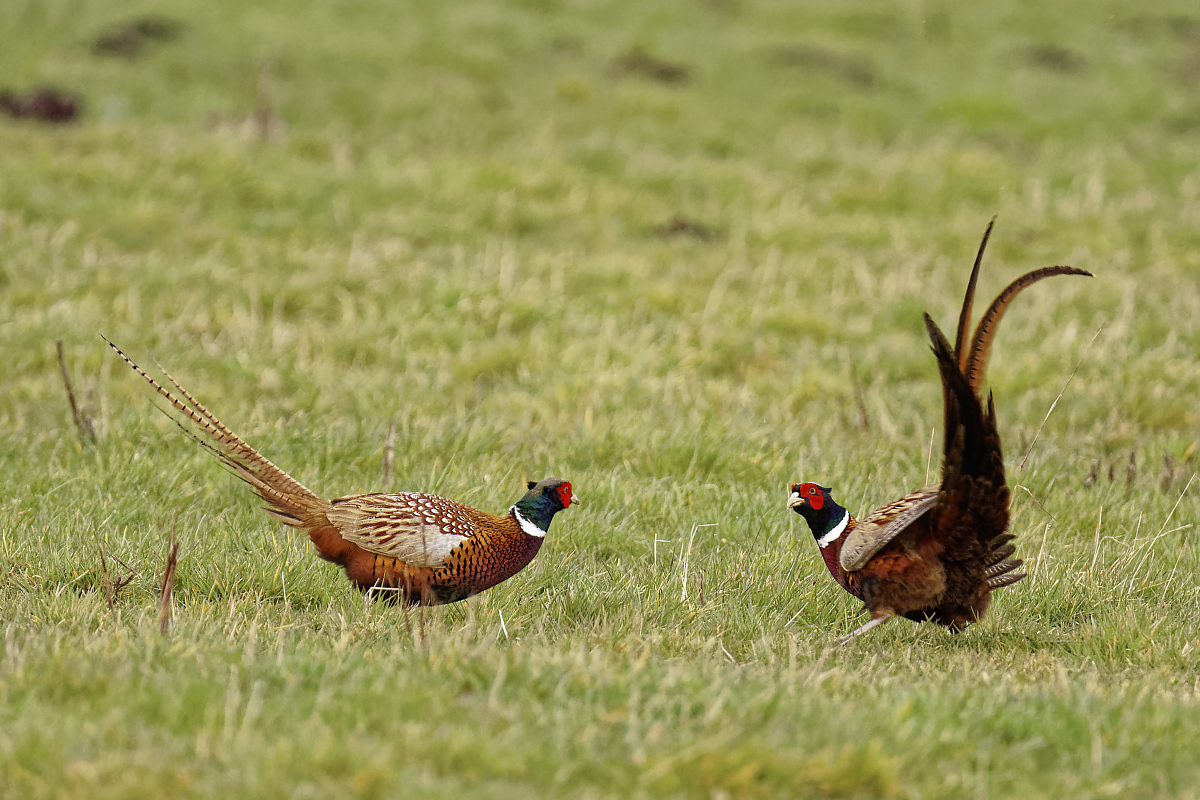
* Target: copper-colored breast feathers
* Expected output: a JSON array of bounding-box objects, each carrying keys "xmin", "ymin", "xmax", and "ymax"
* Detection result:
[
  {"xmin": 847, "ymin": 522, "xmax": 948, "ymax": 620},
  {"xmin": 328, "ymin": 508, "xmax": 544, "ymax": 604}
]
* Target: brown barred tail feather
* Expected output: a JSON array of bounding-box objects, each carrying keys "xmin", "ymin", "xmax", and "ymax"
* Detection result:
[
  {"xmin": 963, "ymin": 264, "xmax": 1093, "ymax": 394},
  {"xmin": 987, "ymin": 570, "xmax": 1026, "ymax": 589},
  {"xmin": 925, "ymin": 312, "xmax": 994, "ymax": 481},
  {"xmin": 104, "ymin": 338, "xmax": 330, "ymax": 528},
  {"xmin": 953, "ymin": 217, "xmax": 994, "ymax": 370},
  {"xmin": 985, "ymin": 532, "xmax": 1025, "ymax": 588}
]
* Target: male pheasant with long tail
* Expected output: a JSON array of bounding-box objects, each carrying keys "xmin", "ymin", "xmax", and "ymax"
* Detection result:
[
  {"xmin": 788, "ymin": 222, "xmax": 1090, "ymax": 639},
  {"xmin": 107, "ymin": 341, "xmax": 576, "ymax": 605}
]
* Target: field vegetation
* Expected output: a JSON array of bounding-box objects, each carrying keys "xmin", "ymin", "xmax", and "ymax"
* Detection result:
[{"xmin": 3, "ymin": 0, "xmax": 1200, "ymax": 796}]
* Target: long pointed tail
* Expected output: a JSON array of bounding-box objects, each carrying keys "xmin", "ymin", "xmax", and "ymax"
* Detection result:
[
  {"xmin": 925, "ymin": 314, "xmax": 999, "ymax": 483},
  {"xmin": 963, "ymin": 264, "xmax": 1093, "ymax": 394},
  {"xmin": 953, "ymin": 217, "xmax": 994, "ymax": 370},
  {"xmin": 951, "ymin": 222, "xmax": 1093, "ymax": 394},
  {"xmin": 925, "ymin": 313, "xmax": 1014, "ymax": 579},
  {"xmin": 105, "ymin": 338, "xmax": 330, "ymax": 527},
  {"xmin": 926, "ymin": 229, "xmax": 1089, "ymax": 590}
]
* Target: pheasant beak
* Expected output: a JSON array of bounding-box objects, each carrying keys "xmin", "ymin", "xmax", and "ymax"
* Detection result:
[
  {"xmin": 569, "ymin": 490, "xmax": 581, "ymax": 507},
  {"xmin": 787, "ymin": 490, "xmax": 805, "ymax": 511}
]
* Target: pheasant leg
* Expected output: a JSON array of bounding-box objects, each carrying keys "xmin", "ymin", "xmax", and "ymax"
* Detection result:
[{"xmin": 836, "ymin": 614, "xmax": 892, "ymax": 644}]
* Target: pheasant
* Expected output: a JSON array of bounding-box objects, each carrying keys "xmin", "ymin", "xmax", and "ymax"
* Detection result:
[
  {"xmin": 788, "ymin": 221, "xmax": 1091, "ymax": 639},
  {"xmin": 106, "ymin": 341, "xmax": 576, "ymax": 605}
]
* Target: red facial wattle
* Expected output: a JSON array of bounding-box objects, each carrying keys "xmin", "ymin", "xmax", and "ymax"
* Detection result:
[
  {"xmin": 800, "ymin": 482, "xmax": 824, "ymax": 511},
  {"xmin": 557, "ymin": 482, "xmax": 574, "ymax": 507}
]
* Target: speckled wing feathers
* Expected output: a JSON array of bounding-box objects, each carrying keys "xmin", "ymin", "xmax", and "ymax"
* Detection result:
[
  {"xmin": 839, "ymin": 485, "xmax": 940, "ymax": 572},
  {"xmin": 325, "ymin": 493, "xmax": 480, "ymax": 567}
]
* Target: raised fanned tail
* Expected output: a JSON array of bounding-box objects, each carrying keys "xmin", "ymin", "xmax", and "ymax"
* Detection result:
[
  {"xmin": 926, "ymin": 309, "xmax": 1028, "ymax": 591},
  {"xmin": 104, "ymin": 338, "xmax": 330, "ymax": 527},
  {"xmin": 950, "ymin": 224, "xmax": 1093, "ymax": 395},
  {"xmin": 838, "ymin": 228, "xmax": 1089, "ymax": 578},
  {"xmin": 924, "ymin": 312, "xmax": 1001, "ymax": 491},
  {"xmin": 937, "ymin": 222, "xmax": 1090, "ymax": 593}
]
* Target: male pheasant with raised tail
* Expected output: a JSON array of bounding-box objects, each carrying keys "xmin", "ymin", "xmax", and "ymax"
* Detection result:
[
  {"xmin": 106, "ymin": 341, "xmax": 576, "ymax": 605},
  {"xmin": 788, "ymin": 221, "xmax": 1091, "ymax": 640}
]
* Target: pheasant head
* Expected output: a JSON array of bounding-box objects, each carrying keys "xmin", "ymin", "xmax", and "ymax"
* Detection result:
[
  {"xmin": 511, "ymin": 478, "xmax": 577, "ymax": 537},
  {"xmin": 788, "ymin": 483, "xmax": 859, "ymax": 597}
]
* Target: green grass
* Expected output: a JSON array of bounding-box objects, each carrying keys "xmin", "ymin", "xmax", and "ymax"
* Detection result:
[{"xmin": 4, "ymin": 0, "xmax": 1200, "ymax": 796}]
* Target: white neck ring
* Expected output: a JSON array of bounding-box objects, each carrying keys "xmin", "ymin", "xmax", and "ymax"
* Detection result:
[
  {"xmin": 512, "ymin": 506, "xmax": 547, "ymax": 538},
  {"xmin": 817, "ymin": 510, "xmax": 850, "ymax": 548}
]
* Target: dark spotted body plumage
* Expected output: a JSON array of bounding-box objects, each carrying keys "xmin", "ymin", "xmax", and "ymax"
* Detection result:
[
  {"xmin": 106, "ymin": 339, "xmax": 575, "ymax": 605},
  {"xmin": 789, "ymin": 222, "xmax": 1090, "ymax": 638}
]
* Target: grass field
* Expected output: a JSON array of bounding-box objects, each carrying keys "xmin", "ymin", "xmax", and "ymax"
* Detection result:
[{"xmin": 4, "ymin": 0, "xmax": 1200, "ymax": 796}]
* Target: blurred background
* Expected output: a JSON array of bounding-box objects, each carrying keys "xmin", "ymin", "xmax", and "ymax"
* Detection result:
[{"xmin": 4, "ymin": 1, "xmax": 1198, "ymax": 450}]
